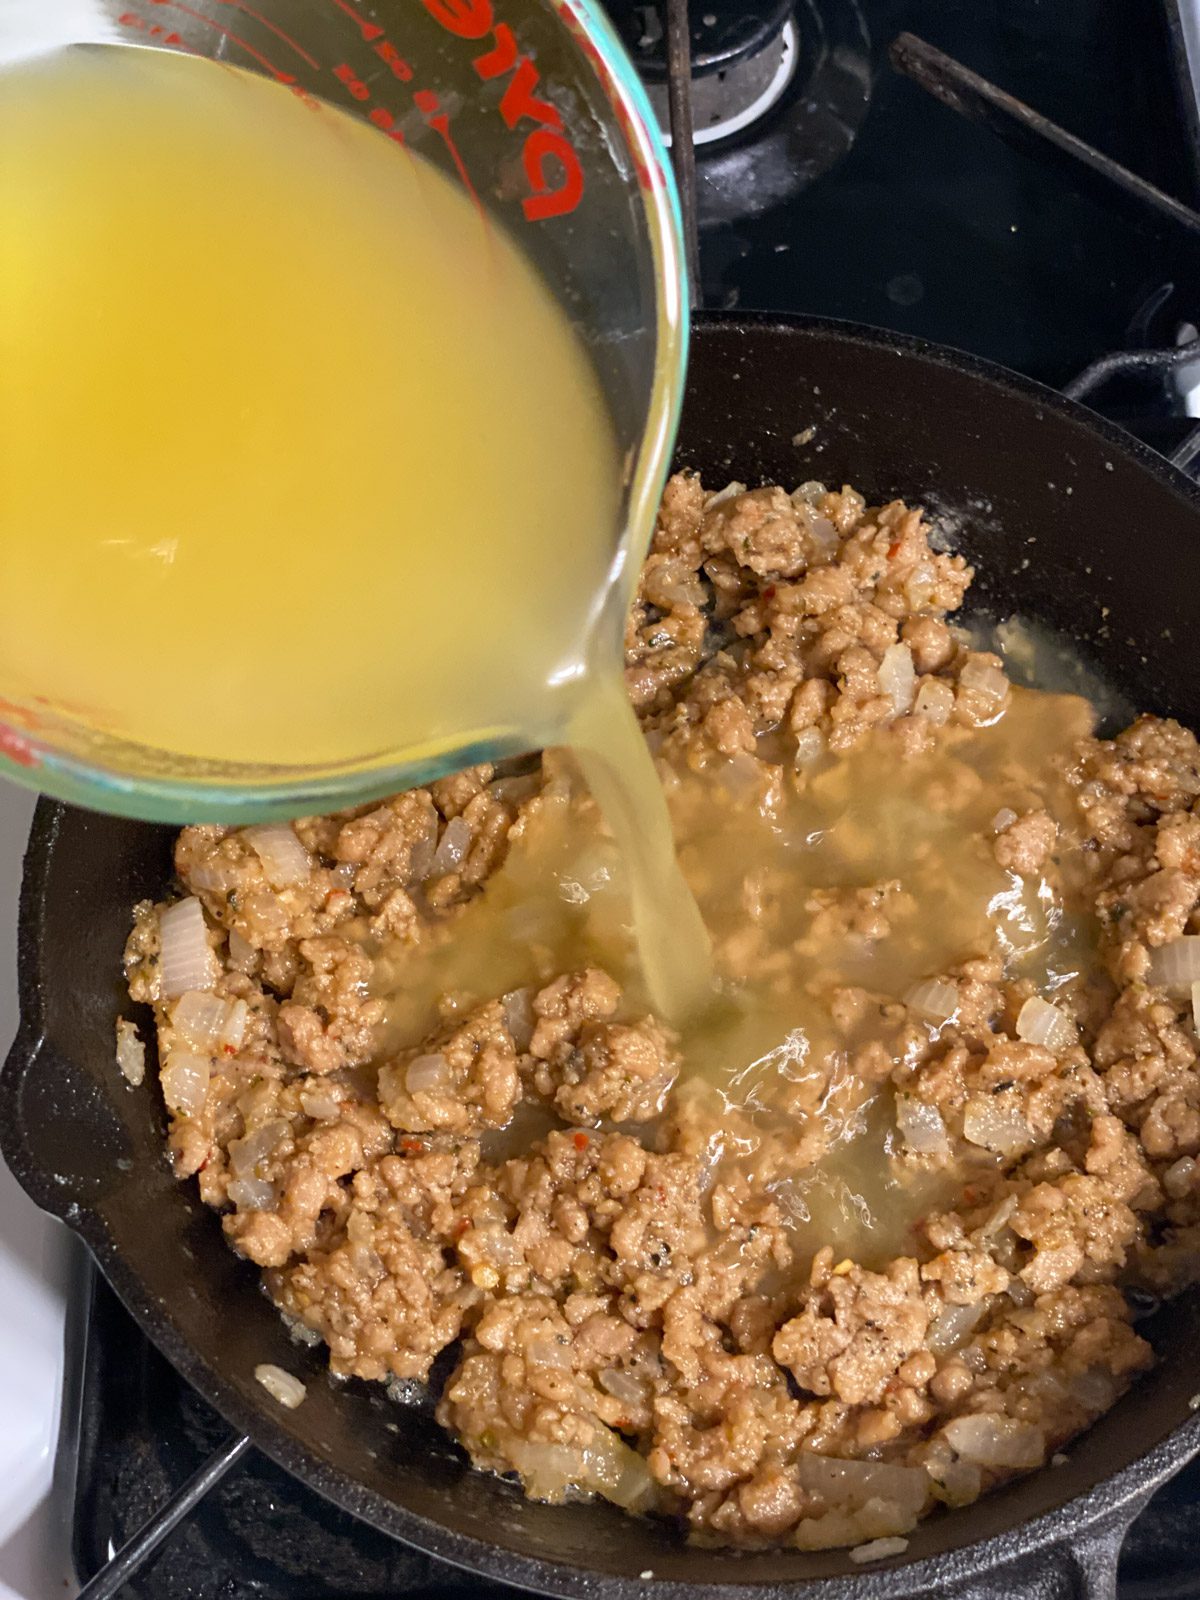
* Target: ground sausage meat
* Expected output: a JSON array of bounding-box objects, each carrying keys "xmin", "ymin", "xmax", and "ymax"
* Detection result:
[{"xmin": 125, "ymin": 472, "xmax": 1200, "ymax": 1551}]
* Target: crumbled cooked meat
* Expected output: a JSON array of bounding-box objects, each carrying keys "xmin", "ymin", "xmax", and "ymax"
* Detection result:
[
  {"xmin": 379, "ymin": 999, "xmax": 521, "ymax": 1135},
  {"xmin": 994, "ymin": 809, "xmax": 1057, "ymax": 874},
  {"xmin": 773, "ymin": 1258, "xmax": 930, "ymax": 1405},
  {"xmin": 128, "ymin": 471, "xmax": 1195, "ymax": 1551}
]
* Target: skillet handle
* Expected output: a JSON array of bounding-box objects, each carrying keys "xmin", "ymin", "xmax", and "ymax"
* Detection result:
[
  {"xmin": 1057, "ymin": 1521, "xmax": 1129, "ymax": 1599},
  {"xmin": 947, "ymin": 1504, "xmax": 1145, "ymax": 1600}
]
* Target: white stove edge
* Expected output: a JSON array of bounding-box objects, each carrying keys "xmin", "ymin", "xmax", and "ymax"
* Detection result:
[{"xmin": 0, "ymin": 783, "xmax": 80, "ymax": 1600}]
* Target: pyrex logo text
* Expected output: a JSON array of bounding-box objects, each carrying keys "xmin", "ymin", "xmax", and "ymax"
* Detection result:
[{"xmin": 421, "ymin": 0, "xmax": 584, "ymax": 222}]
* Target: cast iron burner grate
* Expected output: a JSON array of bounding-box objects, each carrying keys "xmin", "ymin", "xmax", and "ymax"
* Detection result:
[
  {"xmin": 68, "ymin": 1274, "xmax": 1200, "ymax": 1599},
  {"xmin": 73, "ymin": 1274, "xmax": 520, "ymax": 1600}
]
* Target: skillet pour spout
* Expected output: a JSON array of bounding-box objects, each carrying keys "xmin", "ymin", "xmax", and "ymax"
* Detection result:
[{"xmin": 7, "ymin": 313, "xmax": 1200, "ymax": 1599}]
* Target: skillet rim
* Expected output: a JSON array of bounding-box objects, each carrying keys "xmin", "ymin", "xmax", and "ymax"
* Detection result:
[{"xmin": 7, "ymin": 307, "xmax": 1200, "ymax": 1597}]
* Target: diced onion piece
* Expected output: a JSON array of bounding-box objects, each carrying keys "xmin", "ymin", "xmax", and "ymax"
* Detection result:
[
  {"xmin": 1147, "ymin": 936, "xmax": 1200, "ymax": 991},
  {"xmin": 719, "ymin": 751, "xmax": 765, "ymax": 799},
  {"xmin": 806, "ymin": 513, "xmax": 839, "ymax": 556},
  {"xmin": 878, "ymin": 643, "xmax": 916, "ymax": 716},
  {"xmin": 959, "ymin": 657, "xmax": 1009, "ymax": 701},
  {"xmin": 913, "ymin": 678, "xmax": 954, "ymax": 725},
  {"xmin": 1165, "ymin": 1156, "xmax": 1196, "ymax": 1200},
  {"xmin": 1015, "ymin": 995, "xmax": 1076, "ymax": 1052},
  {"xmin": 706, "ymin": 480, "xmax": 747, "ymax": 511},
  {"xmin": 979, "ymin": 1194, "xmax": 1018, "ymax": 1238},
  {"xmin": 895, "ymin": 1094, "xmax": 949, "ymax": 1154},
  {"xmin": 791, "ymin": 480, "xmax": 826, "ymax": 508},
  {"xmin": 407, "ymin": 814, "xmax": 439, "ymax": 883},
  {"xmin": 942, "ymin": 1414, "xmax": 1044, "ymax": 1469},
  {"xmin": 172, "ymin": 990, "xmax": 229, "ymax": 1051},
  {"xmin": 405, "ymin": 1052, "xmax": 452, "ymax": 1095},
  {"xmin": 186, "ymin": 859, "xmax": 237, "ymax": 894},
  {"xmin": 255, "ymin": 1363, "xmax": 306, "ymax": 1409},
  {"xmin": 220, "ymin": 998, "xmax": 248, "ymax": 1054},
  {"xmin": 963, "ymin": 1095, "xmax": 1032, "ymax": 1155},
  {"xmin": 503, "ymin": 1428, "xmax": 656, "ymax": 1513},
  {"xmin": 794, "ymin": 727, "xmax": 825, "ymax": 767},
  {"xmin": 599, "ymin": 1368, "xmax": 643, "ymax": 1405},
  {"xmin": 228, "ymin": 928, "xmax": 258, "ymax": 972},
  {"xmin": 648, "ymin": 558, "xmax": 707, "ymax": 608},
  {"xmin": 526, "ymin": 1339, "xmax": 572, "ymax": 1370},
  {"xmin": 581, "ymin": 1429, "xmax": 656, "ymax": 1512},
  {"xmin": 229, "ymin": 1118, "xmax": 288, "ymax": 1177},
  {"xmin": 160, "ymin": 1050, "xmax": 210, "ymax": 1119},
  {"xmin": 927, "ymin": 1300, "xmax": 987, "ymax": 1354},
  {"xmin": 992, "ymin": 807, "xmax": 1018, "ymax": 833},
  {"xmin": 244, "ymin": 824, "xmax": 311, "ymax": 890},
  {"xmin": 1070, "ymin": 1367, "xmax": 1116, "ymax": 1411},
  {"xmin": 927, "ymin": 1457, "xmax": 983, "ymax": 1507},
  {"xmin": 300, "ymin": 1088, "xmax": 343, "ymax": 1121},
  {"xmin": 115, "ymin": 1018, "xmax": 145, "ymax": 1086},
  {"xmin": 228, "ymin": 1176, "xmax": 276, "ymax": 1211},
  {"xmin": 905, "ymin": 978, "xmax": 959, "ymax": 1023},
  {"xmin": 1005, "ymin": 1276, "xmax": 1034, "ymax": 1308},
  {"xmin": 431, "ymin": 815, "xmax": 471, "ymax": 874},
  {"xmin": 850, "ymin": 1538, "xmax": 909, "ymax": 1565},
  {"xmin": 503, "ymin": 989, "xmax": 535, "ymax": 1052},
  {"xmin": 905, "ymin": 561, "xmax": 935, "ymax": 609},
  {"xmin": 796, "ymin": 1453, "xmax": 930, "ymax": 1521},
  {"xmin": 159, "ymin": 898, "xmax": 218, "ymax": 999}
]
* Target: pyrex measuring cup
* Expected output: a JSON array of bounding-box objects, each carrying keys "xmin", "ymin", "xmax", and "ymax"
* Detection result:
[{"xmin": 0, "ymin": 0, "xmax": 687, "ymax": 822}]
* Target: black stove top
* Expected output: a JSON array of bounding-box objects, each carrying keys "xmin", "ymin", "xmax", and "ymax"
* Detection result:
[
  {"xmin": 71, "ymin": 1274, "xmax": 1200, "ymax": 1599},
  {"xmin": 69, "ymin": 3, "xmax": 1200, "ymax": 1595},
  {"xmin": 616, "ymin": 0, "xmax": 1200, "ymax": 391}
]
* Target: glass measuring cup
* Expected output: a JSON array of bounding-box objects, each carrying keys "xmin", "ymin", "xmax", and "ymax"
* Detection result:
[{"xmin": 0, "ymin": 0, "xmax": 687, "ymax": 822}]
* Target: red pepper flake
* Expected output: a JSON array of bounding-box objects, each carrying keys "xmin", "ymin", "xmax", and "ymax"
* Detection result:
[
  {"xmin": 887, "ymin": 538, "xmax": 904, "ymax": 559},
  {"xmin": 572, "ymin": 1131, "xmax": 590, "ymax": 1151},
  {"xmin": 222, "ymin": 1044, "xmax": 237, "ymax": 1057},
  {"xmin": 761, "ymin": 584, "xmax": 777, "ymax": 601},
  {"xmin": 400, "ymin": 1135, "xmax": 426, "ymax": 1155},
  {"xmin": 454, "ymin": 1217, "xmax": 472, "ymax": 1238}
]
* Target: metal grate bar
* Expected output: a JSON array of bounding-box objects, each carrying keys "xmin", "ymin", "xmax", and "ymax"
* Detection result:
[
  {"xmin": 664, "ymin": 0, "xmax": 702, "ymax": 306},
  {"xmin": 890, "ymin": 32, "xmax": 1200, "ymax": 255},
  {"xmin": 76, "ymin": 1434, "xmax": 252, "ymax": 1600}
]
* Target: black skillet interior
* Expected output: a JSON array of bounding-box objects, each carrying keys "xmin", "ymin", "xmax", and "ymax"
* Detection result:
[{"xmin": 7, "ymin": 313, "xmax": 1200, "ymax": 1600}]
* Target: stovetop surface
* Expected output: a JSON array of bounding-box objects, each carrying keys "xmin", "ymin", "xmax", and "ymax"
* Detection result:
[{"xmin": 688, "ymin": 0, "xmax": 1200, "ymax": 388}]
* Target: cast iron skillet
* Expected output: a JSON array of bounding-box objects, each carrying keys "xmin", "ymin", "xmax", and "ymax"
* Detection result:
[{"xmin": 6, "ymin": 311, "xmax": 1200, "ymax": 1600}]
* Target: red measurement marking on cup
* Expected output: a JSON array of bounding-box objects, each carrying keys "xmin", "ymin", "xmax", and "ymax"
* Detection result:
[
  {"xmin": 419, "ymin": 0, "xmax": 584, "ymax": 221},
  {"xmin": 117, "ymin": 13, "xmax": 199, "ymax": 51},
  {"xmin": 326, "ymin": 0, "xmax": 385, "ymax": 43},
  {"xmin": 325, "ymin": 0, "xmax": 415, "ymax": 79},
  {"xmin": 412, "ymin": 89, "xmax": 480, "ymax": 205},
  {"xmin": 213, "ymin": 0, "xmax": 321, "ymax": 69},
  {"xmin": 147, "ymin": 0, "xmax": 298, "ymax": 83},
  {"xmin": 0, "ymin": 726, "xmax": 37, "ymax": 769}
]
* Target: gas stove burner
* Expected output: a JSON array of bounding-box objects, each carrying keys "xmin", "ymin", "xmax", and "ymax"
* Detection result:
[
  {"xmin": 604, "ymin": 1, "xmax": 870, "ymax": 225},
  {"xmin": 609, "ymin": 1, "xmax": 799, "ymax": 146}
]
